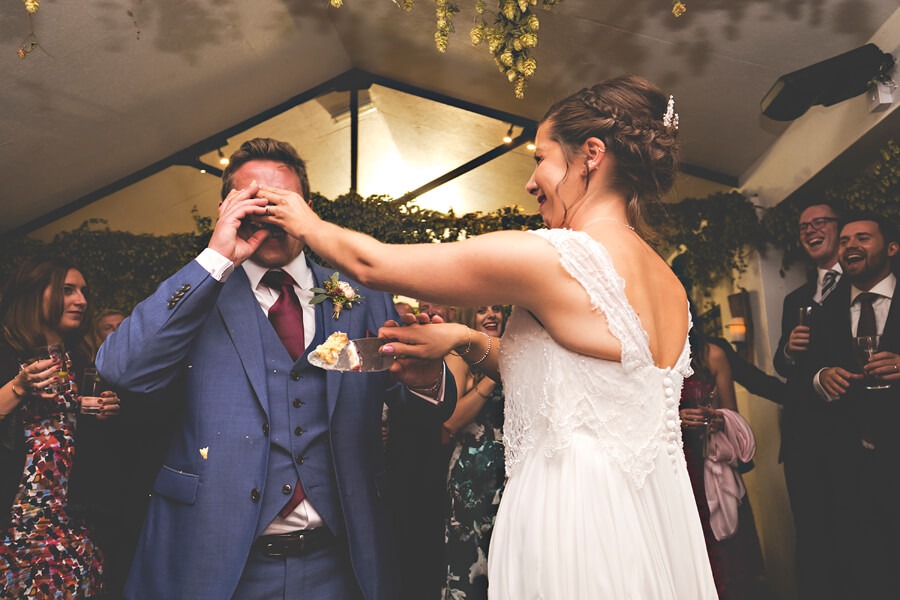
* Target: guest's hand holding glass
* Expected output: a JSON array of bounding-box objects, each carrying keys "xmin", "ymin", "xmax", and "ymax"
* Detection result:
[
  {"xmin": 856, "ymin": 338, "xmax": 899, "ymax": 390},
  {"xmin": 81, "ymin": 368, "xmax": 120, "ymax": 420},
  {"xmin": 786, "ymin": 311, "xmax": 811, "ymax": 357},
  {"xmin": 17, "ymin": 356, "xmax": 63, "ymax": 400}
]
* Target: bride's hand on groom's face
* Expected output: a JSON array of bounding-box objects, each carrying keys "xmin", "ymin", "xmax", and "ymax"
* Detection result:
[{"xmin": 255, "ymin": 185, "xmax": 317, "ymax": 240}]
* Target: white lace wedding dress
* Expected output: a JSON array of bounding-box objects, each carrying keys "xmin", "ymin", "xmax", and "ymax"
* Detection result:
[{"xmin": 488, "ymin": 229, "xmax": 717, "ymax": 599}]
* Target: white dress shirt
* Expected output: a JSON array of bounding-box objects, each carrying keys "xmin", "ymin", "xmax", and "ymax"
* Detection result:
[{"xmin": 813, "ymin": 273, "xmax": 896, "ymax": 402}]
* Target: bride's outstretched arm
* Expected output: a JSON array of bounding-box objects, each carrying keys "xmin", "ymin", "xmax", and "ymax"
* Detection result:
[
  {"xmin": 379, "ymin": 314, "xmax": 501, "ymax": 382},
  {"xmin": 258, "ymin": 184, "xmax": 552, "ymax": 312}
]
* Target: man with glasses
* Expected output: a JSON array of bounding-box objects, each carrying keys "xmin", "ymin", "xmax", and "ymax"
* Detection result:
[{"xmin": 773, "ymin": 200, "xmax": 845, "ymax": 599}]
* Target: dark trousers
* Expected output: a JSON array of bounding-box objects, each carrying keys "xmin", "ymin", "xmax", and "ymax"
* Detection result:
[
  {"xmin": 233, "ymin": 539, "xmax": 363, "ymax": 600},
  {"xmin": 783, "ymin": 442, "xmax": 861, "ymax": 600},
  {"xmin": 854, "ymin": 445, "xmax": 900, "ymax": 598}
]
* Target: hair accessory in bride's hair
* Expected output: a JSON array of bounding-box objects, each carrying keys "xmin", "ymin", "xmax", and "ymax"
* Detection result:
[{"xmin": 662, "ymin": 95, "xmax": 679, "ymax": 132}]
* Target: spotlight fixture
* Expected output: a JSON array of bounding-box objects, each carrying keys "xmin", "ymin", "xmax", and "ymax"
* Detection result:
[
  {"xmin": 503, "ymin": 125, "xmax": 514, "ymax": 144},
  {"xmin": 526, "ymin": 142, "xmax": 536, "ymax": 151},
  {"xmin": 217, "ymin": 148, "xmax": 230, "ymax": 166},
  {"xmin": 199, "ymin": 169, "xmax": 207, "ymax": 174}
]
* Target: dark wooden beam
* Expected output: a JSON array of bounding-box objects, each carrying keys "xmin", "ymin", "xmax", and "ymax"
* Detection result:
[{"xmin": 400, "ymin": 128, "xmax": 536, "ymax": 202}]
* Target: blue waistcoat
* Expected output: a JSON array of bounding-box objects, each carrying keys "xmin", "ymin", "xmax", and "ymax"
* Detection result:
[{"xmin": 255, "ymin": 300, "xmax": 344, "ymax": 537}]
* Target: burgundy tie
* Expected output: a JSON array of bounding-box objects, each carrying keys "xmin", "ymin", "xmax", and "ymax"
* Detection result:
[
  {"xmin": 261, "ymin": 270, "xmax": 305, "ymax": 361},
  {"xmin": 261, "ymin": 270, "xmax": 307, "ymax": 517}
]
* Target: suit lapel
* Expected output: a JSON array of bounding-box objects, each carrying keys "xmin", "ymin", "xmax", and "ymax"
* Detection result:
[
  {"xmin": 880, "ymin": 293, "xmax": 900, "ymax": 351},
  {"xmin": 308, "ymin": 260, "xmax": 356, "ymax": 421},
  {"xmin": 217, "ymin": 267, "xmax": 270, "ymax": 419}
]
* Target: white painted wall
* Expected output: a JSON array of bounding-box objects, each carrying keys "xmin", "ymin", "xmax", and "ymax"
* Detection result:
[{"xmin": 741, "ymin": 8, "xmax": 900, "ymax": 207}]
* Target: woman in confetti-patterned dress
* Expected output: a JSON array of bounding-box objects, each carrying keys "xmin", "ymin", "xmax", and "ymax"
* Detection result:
[{"xmin": 0, "ymin": 257, "xmax": 115, "ymax": 599}]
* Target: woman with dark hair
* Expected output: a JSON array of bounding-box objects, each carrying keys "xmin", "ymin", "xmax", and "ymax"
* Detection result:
[
  {"xmin": 680, "ymin": 312, "xmax": 765, "ymax": 599},
  {"xmin": 258, "ymin": 74, "xmax": 716, "ymax": 597},
  {"xmin": 0, "ymin": 257, "xmax": 118, "ymax": 598},
  {"xmin": 442, "ymin": 305, "xmax": 506, "ymax": 599}
]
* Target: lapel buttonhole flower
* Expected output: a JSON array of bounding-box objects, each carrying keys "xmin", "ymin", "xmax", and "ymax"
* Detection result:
[{"xmin": 310, "ymin": 272, "xmax": 365, "ymax": 319}]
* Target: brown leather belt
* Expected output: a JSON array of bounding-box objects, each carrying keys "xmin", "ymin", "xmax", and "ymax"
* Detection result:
[{"xmin": 252, "ymin": 528, "xmax": 334, "ymax": 557}]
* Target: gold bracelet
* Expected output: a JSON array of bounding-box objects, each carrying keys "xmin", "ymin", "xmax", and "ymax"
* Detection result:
[
  {"xmin": 10, "ymin": 382, "xmax": 26, "ymax": 399},
  {"xmin": 468, "ymin": 331, "xmax": 492, "ymax": 366}
]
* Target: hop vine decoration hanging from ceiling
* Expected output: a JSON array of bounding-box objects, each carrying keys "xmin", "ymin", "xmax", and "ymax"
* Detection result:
[
  {"xmin": 331, "ymin": 0, "xmax": 686, "ymax": 99},
  {"xmin": 331, "ymin": 0, "xmax": 563, "ymax": 99}
]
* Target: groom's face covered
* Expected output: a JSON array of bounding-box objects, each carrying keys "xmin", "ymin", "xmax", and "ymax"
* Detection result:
[{"xmin": 233, "ymin": 159, "xmax": 307, "ymax": 267}]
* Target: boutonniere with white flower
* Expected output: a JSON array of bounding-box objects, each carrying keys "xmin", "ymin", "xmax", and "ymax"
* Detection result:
[{"xmin": 310, "ymin": 273, "xmax": 365, "ymax": 319}]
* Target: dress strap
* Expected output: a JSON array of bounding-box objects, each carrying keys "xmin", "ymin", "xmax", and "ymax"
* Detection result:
[{"xmin": 529, "ymin": 229, "xmax": 653, "ymax": 371}]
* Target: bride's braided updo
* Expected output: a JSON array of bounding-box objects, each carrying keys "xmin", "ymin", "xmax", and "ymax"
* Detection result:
[{"xmin": 542, "ymin": 74, "xmax": 679, "ymax": 239}]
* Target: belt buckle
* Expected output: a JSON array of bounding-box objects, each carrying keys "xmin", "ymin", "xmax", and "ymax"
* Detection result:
[{"xmin": 263, "ymin": 541, "xmax": 288, "ymax": 558}]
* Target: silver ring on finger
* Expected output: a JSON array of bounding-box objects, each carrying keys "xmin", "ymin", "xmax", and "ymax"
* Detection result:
[{"xmin": 265, "ymin": 205, "xmax": 271, "ymax": 216}]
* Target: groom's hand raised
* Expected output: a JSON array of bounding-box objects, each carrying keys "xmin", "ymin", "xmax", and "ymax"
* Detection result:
[{"xmin": 208, "ymin": 185, "xmax": 270, "ymax": 266}]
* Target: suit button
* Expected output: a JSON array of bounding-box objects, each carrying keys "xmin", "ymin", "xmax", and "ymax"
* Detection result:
[
  {"xmin": 181, "ymin": 284, "xmax": 191, "ymax": 291},
  {"xmin": 296, "ymin": 455, "xmax": 305, "ymax": 465},
  {"xmin": 262, "ymin": 423, "xmax": 269, "ymax": 436},
  {"xmin": 293, "ymin": 398, "xmax": 304, "ymax": 408},
  {"xmin": 282, "ymin": 484, "xmax": 292, "ymax": 494},
  {"xmin": 295, "ymin": 427, "xmax": 304, "ymax": 436},
  {"xmin": 290, "ymin": 370, "xmax": 301, "ymax": 381},
  {"xmin": 250, "ymin": 488, "xmax": 260, "ymax": 501}
]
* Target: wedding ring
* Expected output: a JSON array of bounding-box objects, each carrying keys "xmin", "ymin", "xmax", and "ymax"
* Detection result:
[{"xmin": 265, "ymin": 206, "xmax": 270, "ymax": 216}]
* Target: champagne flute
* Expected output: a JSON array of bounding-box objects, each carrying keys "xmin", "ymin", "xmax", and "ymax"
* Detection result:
[
  {"xmin": 798, "ymin": 305, "xmax": 814, "ymax": 327},
  {"xmin": 853, "ymin": 335, "xmax": 890, "ymax": 390},
  {"xmin": 696, "ymin": 389, "xmax": 714, "ymax": 457},
  {"xmin": 684, "ymin": 384, "xmax": 714, "ymax": 456}
]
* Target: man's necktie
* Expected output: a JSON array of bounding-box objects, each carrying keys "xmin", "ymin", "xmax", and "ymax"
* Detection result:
[
  {"xmin": 856, "ymin": 293, "xmax": 878, "ymax": 338},
  {"xmin": 261, "ymin": 270, "xmax": 305, "ymax": 361},
  {"xmin": 261, "ymin": 270, "xmax": 308, "ymax": 517},
  {"xmin": 820, "ymin": 270, "xmax": 838, "ymax": 303}
]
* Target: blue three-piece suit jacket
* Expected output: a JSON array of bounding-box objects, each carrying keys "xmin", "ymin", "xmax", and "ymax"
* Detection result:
[{"xmin": 97, "ymin": 257, "xmax": 455, "ymax": 599}]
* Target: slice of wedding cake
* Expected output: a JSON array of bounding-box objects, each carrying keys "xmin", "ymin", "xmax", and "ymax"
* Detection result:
[{"xmin": 313, "ymin": 332, "xmax": 361, "ymax": 370}]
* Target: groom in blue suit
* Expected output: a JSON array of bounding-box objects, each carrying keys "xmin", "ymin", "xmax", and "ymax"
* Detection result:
[{"xmin": 97, "ymin": 138, "xmax": 455, "ymax": 599}]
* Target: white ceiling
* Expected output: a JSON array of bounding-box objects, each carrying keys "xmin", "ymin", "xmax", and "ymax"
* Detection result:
[{"xmin": 2, "ymin": 0, "xmax": 897, "ymax": 235}]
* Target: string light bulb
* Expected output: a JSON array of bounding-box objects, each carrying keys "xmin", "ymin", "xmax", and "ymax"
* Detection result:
[
  {"xmin": 526, "ymin": 142, "xmax": 536, "ymax": 151},
  {"xmin": 217, "ymin": 148, "xmax": 230, "ymax": 166},
  {"xmin": 502, "ymin": 125, "xmax": 514, "ymax": 144}
]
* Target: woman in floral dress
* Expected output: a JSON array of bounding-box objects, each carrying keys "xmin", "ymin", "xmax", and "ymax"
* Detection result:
[
  {"xmin": 441, "ymin": 305, "xmax": 506, "ymax": 599},
  {"xmin": 0, "ymin": 257, "xmax": 118, "ymax": 599}
]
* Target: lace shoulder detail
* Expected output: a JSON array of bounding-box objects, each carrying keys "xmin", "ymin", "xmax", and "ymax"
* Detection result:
[
  {"xmin": 529, "ymin": 228, "xmax": 653, "ymax": 371},
  {"xmin": 676, "ymin": 308, "xmax": 694, "ymax": 378}
]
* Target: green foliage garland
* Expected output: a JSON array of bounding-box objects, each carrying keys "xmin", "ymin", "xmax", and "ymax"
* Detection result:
[{"xmin": 649, "ymin": 191, "xmax": 761, "ymax": 295}]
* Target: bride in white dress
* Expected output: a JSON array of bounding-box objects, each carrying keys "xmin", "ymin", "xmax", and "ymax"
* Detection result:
[{"xmin": 256, "ymin": 74, "xmax": 718, "ymax": 599}]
